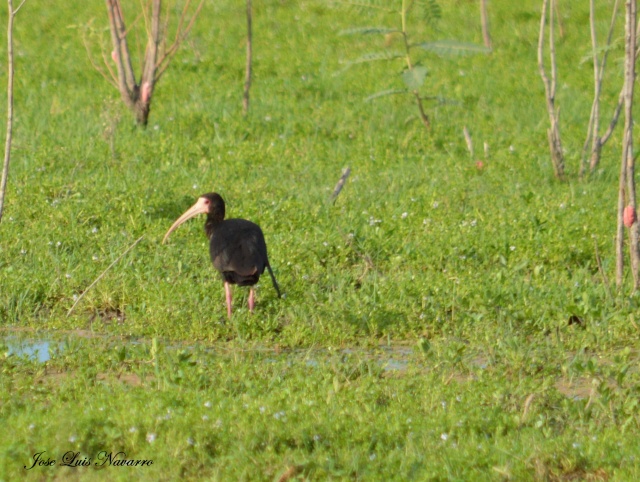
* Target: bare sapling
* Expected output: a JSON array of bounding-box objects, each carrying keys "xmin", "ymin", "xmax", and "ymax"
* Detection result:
[
  {"xmin": 537, "ymin": 0, "xmax": 565, "ymax": 179},
  {"xmin": 616, "ymin": 0, "xmax": 640, "ymax": 290},
  {"xmin": 243, "ymin": 0, "xmax": 253, "ymax": 115},
  {"xmin": 0, "ymin": 0, "xmax": 26, "ymax": 223},
  {"xmin": 480, "ymin": 0, "xmax": 491, "ymax": 49},
  {"xmin": 98, "ymin": 0, "xmax": 204, "ymax": 126},
  {"xmin": 580, "ymin": 0, "xmax": 622, "ymax": 178}
]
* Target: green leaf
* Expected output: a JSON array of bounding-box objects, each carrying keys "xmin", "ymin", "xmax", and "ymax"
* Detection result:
[
  {"xmin": 335, "ymin": 51, "xmax": 403, "ymax": 75},
  {"xmin": 339, "ymin": 27, "xmax": 399, "ymax": 36},
  {"xmin": 402, "ymin": 66, "xmax": 428, "ymax": 90},
  {"xmin": 364, "ymin": 89, "xmax": 408, "ymax": 102},
  {"xmin": 415, "ymin": 40, "xmax": 491, "ymax": 56}
]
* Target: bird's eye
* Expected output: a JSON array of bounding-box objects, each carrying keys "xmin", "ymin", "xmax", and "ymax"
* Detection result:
[{"xmin": 203, "ymin": 199, "xmax": 210, "ymax": 204}]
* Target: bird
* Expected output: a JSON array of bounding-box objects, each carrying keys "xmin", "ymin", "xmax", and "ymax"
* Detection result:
[{"xmin": 162, "ymin": 192, "xmax": 281, "ymax": 318}]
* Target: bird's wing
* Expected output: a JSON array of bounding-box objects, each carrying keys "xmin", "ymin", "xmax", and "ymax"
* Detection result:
[{"xmin": 210, "ymin": 220, "xmax": 268, "ymax": 276}]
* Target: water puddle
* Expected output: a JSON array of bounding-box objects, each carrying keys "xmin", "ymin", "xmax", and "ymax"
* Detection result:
[
  {"xmin": 4, "ymin": 336, "xmax": 54, "ymax": 362},
  {"xmin": 2, "ymin": 330, "xmax": 418, "ymax": 373}
]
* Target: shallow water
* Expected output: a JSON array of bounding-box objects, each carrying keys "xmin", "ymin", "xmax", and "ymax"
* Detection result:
[
  {"xmin": 2, "ymin": 331, "xmax": 416, "ymax": 372},
  {"xmin": 4, "ymin": 336, "xmax": 54, "ymax": 362}
]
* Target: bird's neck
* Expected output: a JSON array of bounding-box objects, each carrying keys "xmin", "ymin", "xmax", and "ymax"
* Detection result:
[{"xmin": 204, "ymin": 217, "xmax": 222, "ymax": 239}]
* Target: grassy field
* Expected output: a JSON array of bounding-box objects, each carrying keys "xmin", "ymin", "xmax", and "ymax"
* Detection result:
[{"xmin": 1, "ymin": 0, "xmax": 640, "ymax": 479}]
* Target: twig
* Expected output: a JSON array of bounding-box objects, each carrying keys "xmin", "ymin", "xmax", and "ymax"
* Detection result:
[
  {"xmin": 243, "ymin": 0, "xmax": 252, "ymax": 116},
  {"xmin": 67, "ymin": 235, "xmax": 145, "ymax": 316},
  {"xmin": 594, "ymin": 236, "xmax": 613, "ymax": 302},
  {"xmin": 463, "ymin": 126, "xmax": 473, "ymax": 158},
  {"xmin": 0, "ymin": 0, "xmax": 22, "ymax": 222},
  {"xmin": 82, "ymin": 33, "xmax": 118, "ymax": 89},
  {"xmin": 155, "ymin": 0, "xmax": 205, "ymax": 80},
  {"xmin": 480, "ymin": 0, "xmax": 491, "ymax": 49},
  {"xmin": 331, "ymin": 167, "xmax": 351, "ymax": 203}
]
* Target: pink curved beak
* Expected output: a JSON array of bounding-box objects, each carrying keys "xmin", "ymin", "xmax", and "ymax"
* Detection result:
[{"xmin": 162, "ymin": 197, "xmax": 209, "ymax": 244}]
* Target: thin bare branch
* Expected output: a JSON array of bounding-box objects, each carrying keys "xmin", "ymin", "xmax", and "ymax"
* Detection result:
[
  {"xmin": 594, "ymin": 236, "xmax": 613, "ymax": 302},
  {"xmin": 100, "ymin": 46, "xmax": 119, "ymax": 86},
  {"xmin": 155, "ymin": 0, "xmax": 204, "ymax": 80},
  {"xmin": 82, "ymin": 33, "xmax": 118, "ymax": 89},
  {"xmin": 331, "ymin": 167, "xmax": 352, "ymax": 203},
  {"xmin": 243, "ymin": 0, "xmax": 253, "ymax": 116},
  {"xmin": 463, "ymin": 126, "xmax": 473, "ymax": 158},
  {"xmin": 12, "ymin": 0, "xmax": 26, "ymax": 15},
  {"xmin": 0, "ymin": 0, "xmax": 18, "ymax": 222},
  {"xmin": 67, "ymin": 235, "xmax": 145, "ymax": 317},
  {"xmin": 480, "ymin": 0, "xmax": 491, "ymax": 49}
]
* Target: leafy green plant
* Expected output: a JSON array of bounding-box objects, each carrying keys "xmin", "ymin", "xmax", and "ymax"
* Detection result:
[{"xmin": 338, "ymin": 0, "xmax": 489, "ymax": 129}]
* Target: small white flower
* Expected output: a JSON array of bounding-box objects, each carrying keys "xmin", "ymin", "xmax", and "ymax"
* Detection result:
[
  {"xmin": 192, "ymin": 184, "xmax": 198, "ymax": 190},
  {"xmin": 72, "ymin": 294, "xmax": 78, "ymax": 301},
  {"xmin": 264, "ymin": 115, "xmax": 272, "ymax": 121},
  {"xmin": 204, "ymin": 401, "xmax": 212, "ymax": 408},
  {"xmin": 69, "ymin": 435, "xmax": 77, "ymax": 443},
  {"xmin": 560, "ymin": 203, "xmax": 566, "ymax": 209},
  {"xmin": 432, "ymin": 201, "xmax": 439, "ymax": 209},
  {"xmin": 146, "ymin": 433, "xmax": 156, "ymax": 443},
  {"xmin": 56, "ymin": 241, "xmax": 61, "ymax": 247},
  {"xmin": 91, "ymin": 227, "xmax": 98, "ymax": 234},
  {"xmin": 509, "ymin": 145, "xmax": 515, "ymax": 153},
  {"xmin": 401, "ymin": 212, "xmax": 408, "ymax": 219},
  {"xmin": 274, "ymin": 411, "xmax": 286, "ymax": 420},
  {"xmin": 153, "ymin": 125, "xmax": 159, "ymax": 130},
  {"xmin": 441, "ymin": 401, "xmax": 447, "ymax": 409},
  {"xmin": 348, "ymin": 233, "xmax": 354, "ymax": 238},
  {"xmin": 323, "ymin": 242, "xmax": 328, "ymax": 247},
  {"xmin": 510, "ymin": 246, "xmax": 516, "ymax": 251},
  {"xmin": 129, "ymin": 427, "xmax": 137, "ymax": 433},
  {"xmin": 440, "ymin": 433, "xmax": 448, "ymax": 441},
  {"xmin": 470, "ymin": 219, "xmax": 477, "ymax": 227},
  {"xmin": 28, "ymin": 424, "xmax": 35, "ymax": 431},
  {"xmin": 92, "ymin": 255, "xmax": 99, "ymax": 261},
  {"xmin": 187, "ymin": 437, "xmax": 195, "ymax": 446},
  {"xmin": 20, "ymin": 249, "xmax": 27, "ymax": 255},
  {"xmin": 65, "ymin": 273, "xmax": 72, "ymax": 279},
  {"xmin": 572, "ymin": 442, "xmax": 580, "ymax": 449},
  {"xmin": 202, "ymin": 415, "xmax": 209, "ymax": 421},
  {"xmin": 313, "ymin": 434, "xmax": 321, "ymax": 441},
  {"xmin": 369, "ymin": 453, "xmax": 376, "ymax": 460},
  {"xmin": 259, "ymin": 406, "xmax": 266, "ymax": 413}
]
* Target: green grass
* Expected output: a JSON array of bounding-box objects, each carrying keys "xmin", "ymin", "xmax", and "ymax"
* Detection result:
[{"xmin": 1, "ymin": 0, "xmax": 640, "ymax": 479}]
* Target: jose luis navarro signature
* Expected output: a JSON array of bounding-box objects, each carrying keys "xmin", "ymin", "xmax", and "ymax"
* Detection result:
[{"xmin": 24, "ymin": 450, "xmax": 153, "ymax": 469}]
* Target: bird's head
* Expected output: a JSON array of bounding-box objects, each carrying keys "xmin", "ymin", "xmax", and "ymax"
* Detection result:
[{"xmin": 162, "ymin": 193, "xmax": 225, "ymax": 244}]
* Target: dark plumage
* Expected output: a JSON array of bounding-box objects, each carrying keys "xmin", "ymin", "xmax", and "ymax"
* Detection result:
[{"xmin": 163, "ymin": 192, "xmax": 281, "ymax": 318}]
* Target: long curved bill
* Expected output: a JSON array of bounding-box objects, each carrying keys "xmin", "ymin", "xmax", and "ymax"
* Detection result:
[{"xmin": 162, "ymin": 197, "xmax": 209, "ymax": 244}]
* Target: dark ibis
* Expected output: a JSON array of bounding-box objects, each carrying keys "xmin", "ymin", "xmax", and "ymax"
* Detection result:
[{"xmin": 162, "ymin": 192, "xmax": 281, "ymax": 318}]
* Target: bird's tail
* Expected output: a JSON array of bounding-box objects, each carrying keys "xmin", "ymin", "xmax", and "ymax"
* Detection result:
[{"xmin": 266, "ymin": 262, "xmax": 282, "ymax": 298}]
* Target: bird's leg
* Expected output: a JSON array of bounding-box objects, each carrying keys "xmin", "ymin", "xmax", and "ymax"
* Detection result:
[
  {"xmin": 224, "ymin": 281, "xmax": 232, "ymax": 319},
  {"xmin": 248, "ymin": 288, "xmax": 255, "ymax": 313}
]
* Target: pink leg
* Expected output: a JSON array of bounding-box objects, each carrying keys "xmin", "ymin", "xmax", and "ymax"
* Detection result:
[
  {"xmin": 224, "ymin": 281, "xmax": 232, "ymax": 319},
  {"xmin": 248, "ymin": 288, "xmax": 255, "ymax": 313}
]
